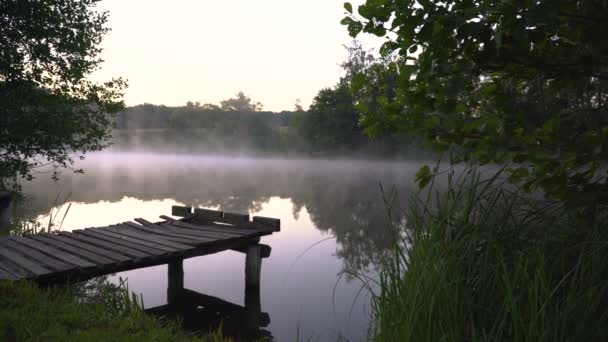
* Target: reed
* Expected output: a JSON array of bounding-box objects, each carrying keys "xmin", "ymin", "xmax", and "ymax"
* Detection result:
[{"xmin": 372, "ymin": 166, "xmax": 608, "ymax": 341}]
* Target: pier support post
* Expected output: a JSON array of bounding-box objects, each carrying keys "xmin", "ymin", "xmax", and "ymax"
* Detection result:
[
  {"xmin": 167, "ymin": 259, "xmax": 184, "ymax": 305},
  {"xmin": 245, "ymin": 245, "xmax": 262, "ymax": 289}
]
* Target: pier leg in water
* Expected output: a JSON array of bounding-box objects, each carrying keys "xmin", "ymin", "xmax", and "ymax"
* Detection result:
[
  {"xmin": 244, "ymin": 244, "xmax": 263, "ymax": 335},
  {"xmin": 167, "ymin": 259, "xmax": 184, "ymax": 305},
  {"xmin": 245, "ymin": 244, "xmax": 261, "ymax": 288}
]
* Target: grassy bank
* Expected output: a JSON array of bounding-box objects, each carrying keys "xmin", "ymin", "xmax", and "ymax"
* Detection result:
[
  {"xmin": 0, "ymin": 279, "xmax": 227, "ymax": 341},
  {"xmin": 372, "ymin": 169, "xmax": 608, "ymax": 341}
]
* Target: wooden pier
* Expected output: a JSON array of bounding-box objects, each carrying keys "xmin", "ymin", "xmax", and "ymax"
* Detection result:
[{"xmin": 0, "ymin": 206, "xmax": 280, "ymax": 285}]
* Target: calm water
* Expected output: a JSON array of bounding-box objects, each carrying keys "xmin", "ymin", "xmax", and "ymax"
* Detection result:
[{"xmin": 16, "ymin": 152, "xmax": 424, "ymax": 341}]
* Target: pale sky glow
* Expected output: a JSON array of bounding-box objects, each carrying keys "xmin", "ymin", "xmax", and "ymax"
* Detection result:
[{"xmin": 91, "ymin": 0, "xmax": 381, "ymax": 111}]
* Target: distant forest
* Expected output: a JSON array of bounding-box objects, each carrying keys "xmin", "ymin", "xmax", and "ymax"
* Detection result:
[{"xmin": 113, "ymin": 90, "xmax": 426, "ymax": 159}]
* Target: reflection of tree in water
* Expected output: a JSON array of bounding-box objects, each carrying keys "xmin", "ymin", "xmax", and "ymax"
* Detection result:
[{"xmin": 17, "ymin": 154, "xmax": 424, "ymax": 272}]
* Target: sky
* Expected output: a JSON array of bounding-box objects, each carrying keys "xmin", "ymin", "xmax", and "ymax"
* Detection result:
[{"xmin": 91, "ymin": 0, "xmax": 383, "ymax": 112}]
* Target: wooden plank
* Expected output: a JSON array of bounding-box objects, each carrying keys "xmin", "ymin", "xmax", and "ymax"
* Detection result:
[
  {"xmin": 252, "ymin": 216, "xmax": 281, "ymax": 232},
  {"xmin": 194, "ymin": 208, "xmax": 223, "ymax": 222},
  {"xmin": 0, "ymin": 259, "xmax": 31, "ymax": 278},
  {"xmin": 0, "ymin": 247, "xmax": 51, "ymax": 276},
  {"xmin": 31, "ymin": 235, "xmax": 115, "ymax": 265},
  {"xmin": 12, "ymin": 237, "xmax": 96, "ymax": 268},
  {"xmin": 162, "ymin": 223, "xmax": 240, "ymax": 240},
  {"xmin": 40, "ymin": 234, "xmax": 129, "ymax": 263},
  {"xmin": 222, "ymin": 212, "xmax": 250, "ymax": 225},
  {"xmin": 75, "ymin": 230, "xmax": 165, "ymax": 256},
  {"xmin": 0, "ymin": 266, "xmax": 16, "ymax": 280},
  {"xmin": 60, "ymin": 232, "xmax": 150, "ymax": 259},
  {"xmin": 160, "ymin": 216, "xmax": 250, "ymax": 236},
  {"xmin": 105, "ymin": 225, "xmax": 193, "ymax": 251},
  {"xmin": 233, "ymin": 243, "xmax": 272, "ymax": 258},
  {"xmin": 171, "ymin": 206, "xmax": 192, "ymax": 217},
  {"xmin": 6, "ymin": 238, "xmax": 74, "ymax": 271},
  {"xmin": 124, "ymin": 221, "xmax": 208, "ymax": 245}
]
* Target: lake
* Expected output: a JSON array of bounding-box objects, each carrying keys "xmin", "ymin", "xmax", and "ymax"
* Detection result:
[{"xmin": 15, "ymin": 152, "xmax": 424, "ymax": 341}]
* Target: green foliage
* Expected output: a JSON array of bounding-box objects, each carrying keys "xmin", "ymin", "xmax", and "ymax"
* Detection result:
[
  {"xmin": 0, "ymin": 280, "xmax": 229, "ymax": 341},
  {"xmin": 372, "ymin": 167, "xmax": 608, "ymax": 341},
  {"xmin": 343, "ymin": 0, "xmax": 608, "ymax": 207},
  {"xmin": 219, "ymin": 92, "xmax": 263, "ymax": 112},
  {"xmin": 0, "ymin": 0, "xmax": 126, "ymax": 188}
]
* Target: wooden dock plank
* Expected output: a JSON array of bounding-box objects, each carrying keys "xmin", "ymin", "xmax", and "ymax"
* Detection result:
[
  {"xmin": 0, "ymin": 247, "xmax": 51, "ymax": 276},
  {"xmin": 162, "ymin": 223, "xmax": 243, "ymax": 241},
  {"xmin": 40, "ymin": 234, "xmax": 129, "ymax": 263},
  {"xmin": 0, "ymin": 259, "xmax": 31, "ymax": 279},
  {"xmin": 133, "ymin": 219, "xmax": 228, "ymax": 242},
  {"xmin": 60, "ymin": 232, "xmax": 151, "ymax": 259},
  {"xmin": 7, "ymin": 237, "xmax": 74, "ymax": 271},
  {"xmin": 96, "ymin": 227, "xmax": 185, "ymax": 252},
  {"xmin": 74, "ymin": 230, "xmax": 163, "ymax": 257},
  {"xmin": 118, "ymin": 223, "xmax": 205, "ymax": 246},
  {"xmin": 12, "ymin": 237, "xmax": 96, "ymax": 269},
  {"xmin": 31, "ymin": 235, "xmax": 115, "ymax": 265},
  {"xmin": 123, "ymin": 221, "xmax": 207, "ymax": 245},
  {"xmin": 0, "ymin": 208, "xmax": 279, "ymax": 284},
  {"xmin": 160, "ymin": 216, "xmax": 249, "ymax": 236},
  {"xmin": 0, "ymin": 266, "xmax": 16, "ymax": 280}
]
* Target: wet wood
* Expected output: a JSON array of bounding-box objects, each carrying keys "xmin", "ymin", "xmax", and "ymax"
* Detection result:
[
  {"xmin": 6, "ymin": 238, "xmax": 73, "ymax": 271},
  {"xmin": 194, "ymin": 208, "xmax": 223, "ymax": 222},
  {"xmin": 0, "ymin": 208, "xmax": 280, "ymax": 284},
  {"xmin": 245, "ymin": 245, "xmax": 262, "ymax": 288},
  {"xmin": 171, "ymin": 206, "xmax": 192, "ymax": 217},
  {"xmin": 60, "ymin": 232, "xmax": 149, "ymax": 259},
  {"xmin": 11, "ymin": 237, "xmax": 95, "ymax": 268},
  {"xmin": 41, "ymin": 234, "xmax": 129, "ymax": 262},
  {"xmin": 0, "ymin": 247, "xmax": 51, "ymax": 276}
]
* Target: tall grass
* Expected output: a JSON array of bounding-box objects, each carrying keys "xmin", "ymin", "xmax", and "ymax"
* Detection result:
[{"xmin": 372, "ymin": 167, "xmax": 608, "ymax": 341}]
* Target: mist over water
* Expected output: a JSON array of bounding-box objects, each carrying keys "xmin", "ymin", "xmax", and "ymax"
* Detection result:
[{"xmin": 16, "ymin": 151, "xmax": 428, "ymax": 341}]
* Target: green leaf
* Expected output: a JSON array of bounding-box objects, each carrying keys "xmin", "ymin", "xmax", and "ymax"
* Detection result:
[
  {"xmin": 344, "ymin": 2, "xmax": 353, "ymax": 14},
  {"xmin": 415, "ymin": 165, "xmax": 433, "ymax": 189}
]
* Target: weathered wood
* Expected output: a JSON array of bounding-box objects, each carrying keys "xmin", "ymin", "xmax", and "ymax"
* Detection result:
[
  {"xmin": 75, "ymin": 229, "xmax": 166, "ymax": 256},
  {"xmin": 232, "ymin": 243, "xmax": 271, "ymax": 258},
  {"xmin": 104, "ymin": 225, "xmax": 192, "ymax": 251},
  {"xmin": 12, "ymin": 237, "xmax": 95, "ymax": 268},
  {"xmin": 164, "ymin": 223, "xmax": 239, "ymax": 240},
  {"xmin": 60, "ymin": 232, "xmax": 150, "ymax": 259},
  {"xmin": 41, "ymin": 234, "xmax": 129, "ymax": 262},
  {"xmin": 129, "ymin": 220, "xmax": 213, "ymax": 243},
  {"xmin": 32, "ymin": 235, "xmax": 115, "ymax": 265},
  {"xmin": 171, "ymin": 206, "xmax": 192, "ymax": 217},
  {"xmin": 0, "ymin": 247, "xmax": 51, "ymax": 276},
  {"xmin": 160, "ymin": 216, "xmax": 250, "ymax": 236},
  {"xmin": 0, "ymin": 259, "xmax": 31, "ymax": 278},
  {"xmin": 124, "ymin": 221, "xmax": 205, "ymax": 245},
  {"xmin": 7, "ymin": 237, "xmax": 73, "ymax": 271},
  {"xmin": 245, "ymin": 245, "xmax": 262, "ymax": 288},
  {"xmin": 167, "ymin": 259, "xmax": 184, "ymax": 305},
  {"xmin": 193, "ymin": 208, "xmax": 223, "ymax": 222},
  {"xmin": 0, "ymin": 208, "xmax": 278, "ymax": 286},
  {"xmin": 0, "ymin": 266, "xmax": 16, "ymax": 280},
  {"xmin": 252, "ymin": 216, "xmax": 281, "ymax": 232},
  {"xmin": 223, "ymin": 212, "xmax": 250, "ymax": 225}
]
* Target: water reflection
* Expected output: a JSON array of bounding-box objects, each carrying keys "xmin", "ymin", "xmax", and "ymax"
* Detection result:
[
  {"xmin": 14, "ymin": 153, "xmax": 432, "ymax": 340},
  {"xmin": 17, "ymin": 153, "xmax": 423, "ymax": 273},
  {"xmin": 148, "ymin": 286, "xmax": 271, "ymax": 340}
]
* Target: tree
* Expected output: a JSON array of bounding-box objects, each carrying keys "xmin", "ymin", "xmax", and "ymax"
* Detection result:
[
  {"xmin": 343, "ymin": 0, "xmax": 608, "ymax": 207},
  {"xmin": 0, "ymin": 0, "xmax": 126, "ymax": 188},
  {"xmin": 220, "ymin": 91, "xmax": 263, "ymax": 112}
]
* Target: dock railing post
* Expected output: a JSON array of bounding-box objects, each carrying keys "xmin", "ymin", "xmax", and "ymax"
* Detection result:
[
  {"xmin": 244, "ymin": 244, "xmax": 262, "ymax": 334},
  {"xmin": 167, "ymin": 259, "xmax": 184, "ymax": 305},
  {"xmin": 0, "ymin": 191, "xmax": 13, "ymax": 231}
]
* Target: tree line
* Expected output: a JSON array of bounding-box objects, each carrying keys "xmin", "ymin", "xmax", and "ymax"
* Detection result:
[{"xmin": 113, "ymin": 46, "xmax": 425, "ymax": 158}]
